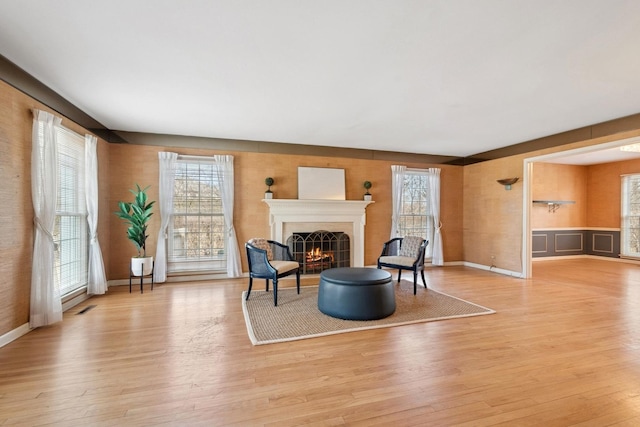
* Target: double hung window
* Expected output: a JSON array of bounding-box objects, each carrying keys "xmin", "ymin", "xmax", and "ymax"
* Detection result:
[
  {"xmin": 53, "ymin": 127, "xmax": 88, "ymax": 297},
  {"xmin": 168, "ymin": 159, "xmax": 226, "ymax": 272},
  {"xmin": 398, "ymin": 170, "xmax": 433, "ymax": 257}
]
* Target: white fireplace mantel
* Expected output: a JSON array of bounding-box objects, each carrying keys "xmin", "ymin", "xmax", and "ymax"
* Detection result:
[{"xmin": 263, "ymin": 199, "xmax": 374, "ymax": 267}]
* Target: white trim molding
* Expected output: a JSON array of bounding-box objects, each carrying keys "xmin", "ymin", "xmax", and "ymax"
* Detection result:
[{"xmin": 0, "ymin": 323, "xmax": 31, "ymax": 348}]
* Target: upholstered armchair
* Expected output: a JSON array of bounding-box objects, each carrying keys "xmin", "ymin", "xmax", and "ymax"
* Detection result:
[
  {"xmin": 245, "ymin": 238, "xmax": 300, "ymax": 306},
  {"xmin": 377, "ymin": 236, "xmax": 429, "ymax": 294}
]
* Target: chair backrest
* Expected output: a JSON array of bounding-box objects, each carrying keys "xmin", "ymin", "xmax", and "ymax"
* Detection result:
[
  {"xmin": 246, "ymin": 239, "xmax": 275, "ymax": 276},
  {"xmin": 269, "ymin": 241, "xmax": 293, "ymax": 261},
  {"xmin": 247, "ymin": 238, "xmax": 273, "ymax": 260},
  {"xmin": 399, "ymin": 236, "xmax": 425, "ymax": 258},
  {"xmin": 378, "ymin": 237, "xmax": 400, "ymax": 257}
]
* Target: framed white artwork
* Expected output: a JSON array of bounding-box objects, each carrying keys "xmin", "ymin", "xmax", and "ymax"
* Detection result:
[{"xmin": 298, "ymin": 167, "xmax": 346, "ymax": 200}]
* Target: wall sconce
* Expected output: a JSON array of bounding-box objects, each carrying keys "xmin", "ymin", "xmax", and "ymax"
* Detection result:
[{"xmin": 497, "ymin": 177, "xmax": 519, "ymax": 190}]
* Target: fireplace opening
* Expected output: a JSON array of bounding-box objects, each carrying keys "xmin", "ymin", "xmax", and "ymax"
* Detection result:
[{"xmin": 287, "ymin": 230, "xmax": 350, "ymax": 274}]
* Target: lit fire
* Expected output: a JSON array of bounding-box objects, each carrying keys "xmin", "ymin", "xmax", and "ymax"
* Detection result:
[{"xmin": 306, "ymin": 247, "xmax": 334, "ymax": 263}]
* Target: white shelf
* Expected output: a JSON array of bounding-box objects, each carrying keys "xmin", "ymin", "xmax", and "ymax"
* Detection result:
[{"xmin": 532, "ymin": 200, "xmax": 575, "ymax": 213}]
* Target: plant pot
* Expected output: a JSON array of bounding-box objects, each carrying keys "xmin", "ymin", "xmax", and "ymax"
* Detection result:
[
  {"xmin": 364, "ymin": 194, "xmax": 372, "ymax": 201},
  {"xmin": 264, "ymin": 191, "xmax": 273, "ymax": 199},
  {"xmin": 131, "ymin": 256, "xmax": 153, "ymax": 276}
]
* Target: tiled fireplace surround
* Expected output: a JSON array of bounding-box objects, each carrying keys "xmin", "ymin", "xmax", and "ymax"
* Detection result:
[{"xmin": 263, "ymin": 199, "xmax": 374, "ymax": 267}]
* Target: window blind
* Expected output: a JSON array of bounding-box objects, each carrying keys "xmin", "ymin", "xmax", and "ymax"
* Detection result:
[{"xmin": 54, "ymin": 126, "xmax": 88, "ymax": 297}]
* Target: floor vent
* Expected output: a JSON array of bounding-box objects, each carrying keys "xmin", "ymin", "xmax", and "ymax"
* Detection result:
[{"xmin": 76, "ymin": 305, "xmax": 96, "ymax": 315}]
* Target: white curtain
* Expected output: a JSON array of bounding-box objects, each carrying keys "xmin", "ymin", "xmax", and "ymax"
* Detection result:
[
  {"xmin": 30, "ymin": 110, "xmax": 62, "ymax": 328},
  {"xmin": 214, "ymin": 155, "xmax": 242, "ymax": 277},
  {"xmin": 85, "ymin": 135, "xmax": 108, "ymax": 294},
  {"xmin": 390, "ymin": 165, "xmax": 406, "ymax": 239},
  {"xmin": 154, "ymin": 152, "xmax": 178, "ymax": 283},
  {"xmin": 427, "ymin": 168, "xmax": 444, "ymax": 265}
]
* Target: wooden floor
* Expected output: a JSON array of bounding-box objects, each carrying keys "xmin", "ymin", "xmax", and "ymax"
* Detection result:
[{"xmin": 2, "ymin": 259, "xmax": 640, "ymax": 426}]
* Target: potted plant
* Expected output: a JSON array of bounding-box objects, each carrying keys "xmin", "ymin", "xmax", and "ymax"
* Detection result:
[
  {"xmin": 363, "ymin": 181, "xmax": 372, "ymax": 201},
  {"xmin": 265, "ymin": 177, "xmax": 274, "ymax": 199},
  {"xmin": 115, "ymin": 184, "xmax": 155, "ymax": 276}
]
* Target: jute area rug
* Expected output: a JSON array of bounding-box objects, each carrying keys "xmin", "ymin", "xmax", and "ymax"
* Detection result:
[{"xmin": 242, "ymin": 281, "xmax": 495, "ymax": 345}]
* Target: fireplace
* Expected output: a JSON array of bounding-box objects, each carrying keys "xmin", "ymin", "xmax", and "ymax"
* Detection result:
[
  {"xmin": 263, "ymin": 199, "xmax": 373, "ymax": 267},
  {"xmin": 287, "ymin": 230, "xmax": 350, "ymax": 274}
]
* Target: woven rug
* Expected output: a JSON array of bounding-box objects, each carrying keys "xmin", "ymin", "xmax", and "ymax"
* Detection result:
[{"xmin": 242, "ymin": 281, "xmax": 495, "ymax": 345}]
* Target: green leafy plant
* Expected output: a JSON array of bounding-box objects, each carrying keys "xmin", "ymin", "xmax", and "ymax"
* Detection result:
[
  {"xmin": 363, "ymin": 180, "xmax": 372, "ymax": 195},
  {"xmin": 265, "ymin": 177, "xmax": 274, "ymax": 193},
  {"xmin": 114, "ymin": 184, "xmax": 155, "ymax": 257}
]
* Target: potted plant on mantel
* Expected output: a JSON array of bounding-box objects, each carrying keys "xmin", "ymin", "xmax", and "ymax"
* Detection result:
[
  {"xmin": 363, "ymin": 181, "xmax": 372, "ymax": 201},
  {"xmin": 264, "ymin": 177, "xmax": 274, "ymax": 199},
  {"xmin": 115, "ymin": 184, "xmax": 155, "ymax": 276}
]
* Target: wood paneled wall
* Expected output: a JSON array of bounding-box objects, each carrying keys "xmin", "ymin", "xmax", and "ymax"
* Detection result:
[
  {"xmin": 462, "ymin": 129, "xmax": 640, "ymax": 273},
  {"xmin": 587, "ymin": 158, "xmax": 640, "ymax": 228},
  {"xmin": 531, "ymin": 163, "xmax": 587, "ymax": 228},
  {"xmin": 527, "ymin": 159, "xmax": 640, "ymax": 230},
  {"xmin": 107, "ymin": 145, "xmax": 464, "ymax": 279},
  {"xmin": 0, "ymin": 81, "xmax": 33, "ymax": 335},
  {"xmin": 463, "ymin": 156, "xmax": 524, "ymax": 272},
  {"xmin": 0, "ymin": 80, "xmax": 111, "ymax": 336}
]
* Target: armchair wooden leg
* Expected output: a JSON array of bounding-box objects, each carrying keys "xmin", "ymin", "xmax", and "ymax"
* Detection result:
[
  {"xmin": 296, "ymin": 270, "xmax": 300, "ymax": 294},
  {"xmin": 246, "ymin": 277, "xmax": 253, "ymax": 300},
  {"xmin": 413, "ymin": 271, "xmax": 418, "ymax": 295},
  {"xmin": 421, "ymin": 270, "xmax": 427, "ymax": 289},
  {"xmin": 397, "ymin": 270, "xmax": 402, "ymax": 283},
  {"xmin": 265, "ymin": 279, "xmax": 270, "ymax": 292},
  {"xmin": 273, "ymin": 278, "xmax": 278, "ymax": 306}
]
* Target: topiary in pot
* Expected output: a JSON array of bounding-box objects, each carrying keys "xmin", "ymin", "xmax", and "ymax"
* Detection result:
[
  {"xmin": 363, "ymin": 181, "xmax": 372, "ymax": 195},
  {"xmin": 265, "ymin": 177, "xmax": 274, "ymax": 192},
  {"xmin": 264, "ymin": 177, "xmax": 274, "ymax": 198}
]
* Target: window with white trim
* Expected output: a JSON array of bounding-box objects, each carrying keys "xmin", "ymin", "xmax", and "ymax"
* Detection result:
[
  {"xmin": 621, "ymin": 174, "xmax": 640, "ymax": 258},
  {"xmin": 168, "ymin": 159, "xmax": 226, "ymax": 272},
  {"xmin": 53, "ymin": 127, "xmax": 88, "ymax": 297},
  {"xmin": 399, "ymin": 170, "xmax": 433, "ymax": 257}
]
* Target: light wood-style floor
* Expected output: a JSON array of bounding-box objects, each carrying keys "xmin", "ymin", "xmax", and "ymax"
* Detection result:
[{"xmin": 2, "ymin": 259, "xmax": 640, "ymax": 426}]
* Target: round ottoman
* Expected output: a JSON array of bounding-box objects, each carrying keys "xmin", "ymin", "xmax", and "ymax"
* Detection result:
[{"xmin": 318, "ymin": 267, "xmax": 395, "ymax": 320}]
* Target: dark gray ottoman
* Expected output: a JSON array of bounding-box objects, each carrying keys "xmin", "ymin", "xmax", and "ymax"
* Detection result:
[{"xmin": 318, "ymin": 267, "xmax": 395, "ymax": 320}]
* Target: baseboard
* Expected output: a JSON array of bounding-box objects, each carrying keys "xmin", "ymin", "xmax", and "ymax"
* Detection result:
[
  {"xmin": 532, "ymin": 254, "xmax": 588, "ymax": 261},
  {"xmin": 462, "ymin": 262, "xmax": 525, "ymax": 278},
  {"xmin": 62, "ymin": 292, "xmax": 91, "ymax": 311},
  {"xmin": 533, "ymin": 254, "xmax": 640, "ymax": 265},
  {"xmin": 107, "ymin": 260, "xmax": 534, "ymax": 286},
  {"xmin": 112, "ymin": 264, "xmax": 469, "ymax": 285},
  {"xmin": 0, "ymin": 323, "xmax": 31, "ymax": 348},
  {"xmin": 441, "ymin": 261, "xmax": 465, "ymax": 267},
  {"xmin": 107, "ymin": 271, "xmax": 242, "ymax": 287}
]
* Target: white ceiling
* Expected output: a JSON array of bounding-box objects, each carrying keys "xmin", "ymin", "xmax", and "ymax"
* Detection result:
[
  {"xmin": 542, "ymin": 145, "xmax": 640, "ymax": 165},
  {"xmin": 2, "ymin": 1, "xmax": 640, "ymax": 158}
]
